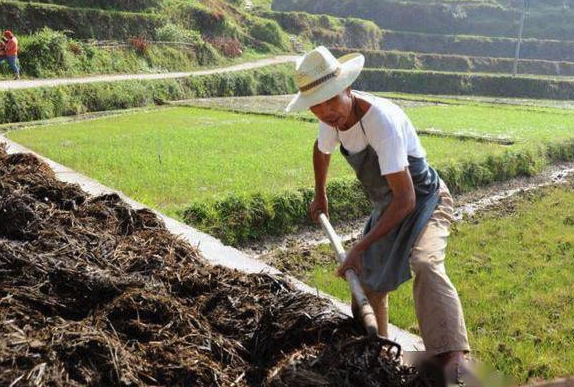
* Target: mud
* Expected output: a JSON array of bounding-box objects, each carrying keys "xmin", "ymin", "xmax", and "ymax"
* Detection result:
[{"xmin": 247, "ymin": 162, "xmax": 574, "ymax": 259}]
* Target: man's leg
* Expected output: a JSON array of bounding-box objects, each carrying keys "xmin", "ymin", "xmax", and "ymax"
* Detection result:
[
  {"xmin": 409, "ymin": 181, "xmax": 470, "ymax": 357},
  {"xmin": 351, "ymin": 289, "xmax": 389, "ymax": 337},
  {"xmin": 363, "ymin": 286, "xmax": 389, "ymax": 337},
  {"xmin": 8, "ymin": 56, "xmax": 19, "ymax": 78}
]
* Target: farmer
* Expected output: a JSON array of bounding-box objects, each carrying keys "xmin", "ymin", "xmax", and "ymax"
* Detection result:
[
  {"xmin": 286, "ymin": 46, "xmax": 471, "ymax": 382},
  {"xmin": 0, "ymin": 30, "xmax": 20, "ymax": 79}
]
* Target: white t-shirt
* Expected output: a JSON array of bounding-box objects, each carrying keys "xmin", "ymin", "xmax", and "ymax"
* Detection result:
[{"xmin": 317, "ymin": 91, "xmax": 426, "ymax": 176}]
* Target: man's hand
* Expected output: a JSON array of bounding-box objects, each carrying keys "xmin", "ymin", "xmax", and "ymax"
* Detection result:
[
  {"xmin": 337, "ymin": 243, "xmax": 364, "ymax": 278},
  {"xmin": 312, "ymin": 140, "xmax": 330, "ymax": 223},
  {"xmin": 310, "ymin": 194, "xmax": 328, "ymax": 223}
]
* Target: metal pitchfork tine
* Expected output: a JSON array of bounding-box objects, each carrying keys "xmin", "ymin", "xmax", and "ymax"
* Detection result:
[{"xmin": 318, "ymin": 213, "xmax": 402, "ymax": 360}]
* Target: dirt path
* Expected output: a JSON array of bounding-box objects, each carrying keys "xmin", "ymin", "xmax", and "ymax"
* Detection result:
[
  {"xmin": 0, "ymin": 55, "xmax": 298, "ymax": 91},
  {"xmin": 244, "ymin": 161, "xmax": 574, "ymax": 258}
]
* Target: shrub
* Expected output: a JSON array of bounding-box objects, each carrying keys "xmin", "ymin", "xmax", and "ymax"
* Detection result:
[
  {"xmin": 67, "ymin": 41, "xmax": 83, "ymax": 55},
  {"xmin": 18, "ymin": 28, "xmax": 70, "ymax": 77},
  {"xmin": 249, "ymin": 19, "xmax": 290, "ymax": 50},
  {"xmin": 342, "ymin": 18, "xmax": 381, "ymax": 51},
  {"xmin": 155, "ymin": 23, "xmax": 203, "ymax": 45},
  {"xmin": 205, "ymin": 36, "xmax": 243, "ymax": 58},
  {"xmin": 129, "ymin": 36, "xmax": 150, "ymax": 54}
]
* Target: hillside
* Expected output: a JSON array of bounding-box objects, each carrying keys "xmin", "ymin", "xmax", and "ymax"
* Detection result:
[{"xmin": 272, "ymin": 0, "xmax": 574, "ymax": 40}]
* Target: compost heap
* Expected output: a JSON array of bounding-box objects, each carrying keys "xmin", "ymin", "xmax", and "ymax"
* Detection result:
[{"xmin": 0, "ymin": 144, "xmax": 435, "ymax": 387}]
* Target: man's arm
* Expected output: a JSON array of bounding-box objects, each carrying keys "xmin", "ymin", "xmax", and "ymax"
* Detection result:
[
  {"xmin": 356, "ymin": 168, "xmax": 415, "ymax": 251},
  {"xmin": 310, "ymin": 140, "xmax": 331, "ymax": 222},
  {"xmin": 337, "ymin": 168, "xmax": 416, "ymax": 276}
]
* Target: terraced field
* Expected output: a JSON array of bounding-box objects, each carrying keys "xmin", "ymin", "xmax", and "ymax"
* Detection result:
[
  {"xmin": 5, "ymin": 105, "xmax": 507, "ymax": 213},
  {"xmin": 3, "ymin": 0, "xmax": 574, "ymax": 384},
  {"xmin": 7, "ymin": 93, "xmax": 574, "ymax": 246}
]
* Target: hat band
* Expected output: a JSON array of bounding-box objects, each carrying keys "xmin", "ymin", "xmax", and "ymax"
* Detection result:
[{"xmin": 299, "ymin": 67, "xmax": 341, "ymax": 93}]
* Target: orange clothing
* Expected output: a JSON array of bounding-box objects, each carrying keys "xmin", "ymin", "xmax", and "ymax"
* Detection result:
[{"xmin": 4, "ymin": 37, "xmax": 18, "ymax": 56}]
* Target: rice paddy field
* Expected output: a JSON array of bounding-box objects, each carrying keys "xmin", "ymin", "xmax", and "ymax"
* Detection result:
[
  {"xmin": 5, "ymin": 91, "xmax": 574, "ymax": 384},
  {"xmin": 7, "ymin": 93, "xmax": 574, "ymax": 216},
  {"xmin": 6, "ymin": 104, "xmax": 509, "ymax": 216}
]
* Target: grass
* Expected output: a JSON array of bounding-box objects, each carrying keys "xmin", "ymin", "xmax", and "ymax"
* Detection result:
[
  {"xmin": 6, "ymin": 106, "xmax": 505, "ymax": 217},
  {"xmin": 264, "ymin": 181, "xmax": 574, "ymax": 383},
  {"xmin": 407, "ymin": 104, "xmax": 574, "ymax": 142},
  {"xmin": 181, "ymin": 92, "xmax": 574, "ymax": 112},
  {"xmin": 179, "ymin": 93, "xmax": 574, "ymax": 143},
  {"xmin": 377, "ymin": 92, "xmax": 574, "ymax": 110}
]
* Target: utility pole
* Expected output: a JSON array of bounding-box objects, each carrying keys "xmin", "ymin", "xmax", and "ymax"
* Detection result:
[
  {"xmin": 513, "ymin": 0, "xmax": 529, "ymax": 77},
  {"xmin": 451, "ymin": 5, "xmax": 467, "ymax": 38}
]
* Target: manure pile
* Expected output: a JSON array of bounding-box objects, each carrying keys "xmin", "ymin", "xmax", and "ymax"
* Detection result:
[{"xmin": 0, "ymin": 144, "xmax": 436, "ymax": 387}]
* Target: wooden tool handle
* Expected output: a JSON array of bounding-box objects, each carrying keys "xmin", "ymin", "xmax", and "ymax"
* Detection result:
[{"xmin": 318, "ymin": 213, "xmax": 379, "ymax": 337}]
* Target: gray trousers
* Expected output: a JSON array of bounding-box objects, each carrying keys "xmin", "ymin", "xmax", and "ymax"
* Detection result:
[{"xmin": 361, "ymin": 180, "xmax": 470, "ymax": 355}]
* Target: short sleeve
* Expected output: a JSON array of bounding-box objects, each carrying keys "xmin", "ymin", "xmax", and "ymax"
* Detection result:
[
  {"xmin": 317, "ymin": 122, "xmax": 340, "ymax": 154},
  {"xmin": 367, "ymin": 112, "xmax": 409, "ymax": 176}
]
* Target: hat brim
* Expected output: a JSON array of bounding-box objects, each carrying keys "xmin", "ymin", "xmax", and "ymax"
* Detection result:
[{"xmin": 285, "ymin": 53, "xmax": 365, "ymax": 113}]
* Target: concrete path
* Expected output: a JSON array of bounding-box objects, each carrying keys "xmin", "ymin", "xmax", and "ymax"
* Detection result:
[
  {"xmin": 0, "ymin": 134, "xmax": 424, "ymax": 352},
  {"xmin": 0, "ymin": 56, "xmax": 299, "ymax": 91}
]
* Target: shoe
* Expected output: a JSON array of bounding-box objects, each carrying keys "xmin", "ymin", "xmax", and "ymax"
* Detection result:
[
  {"xmin": 412, "ymin": 356, "xmax": 447, "ymax": 387},
  {"xmin": 442, "ymin": 354, "xmax": 484, "ymax": 387}
]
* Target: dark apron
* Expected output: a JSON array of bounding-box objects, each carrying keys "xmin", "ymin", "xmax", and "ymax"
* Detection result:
[{"xmin": 339, "ymin": 115, "xmax": 440, "ymax": 293}]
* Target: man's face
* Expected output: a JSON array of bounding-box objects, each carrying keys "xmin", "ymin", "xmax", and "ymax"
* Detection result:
[{"xmin": 309, "ymin": 90, "xmax": 352, "ymax": 129}]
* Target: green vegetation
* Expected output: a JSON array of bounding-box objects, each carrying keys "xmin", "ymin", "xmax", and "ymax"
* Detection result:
[
  {"xmin": 272, "ymin": 0, "xmax": 574, "ymax": 40},
  {"xmin": 0, "ymin": 64, "xmax": 296, "ymax": 123},
  {"xmin": 264, "ymin": 180, "xmax": 574, "ymax": 383},
  {"xmin": 381, "ymin": 30, "xmax": 574, "ymax": 62},
  {"xmin": 331, "ymin": 47, "xmax": 574, "ymax": 78},
  {"xmin": 0, "ymin": 28, "xmax": 220, "ymax": 79},
  {"xmin": 355, "ymin": 68, "xmax": 574, "ymax": 100}
]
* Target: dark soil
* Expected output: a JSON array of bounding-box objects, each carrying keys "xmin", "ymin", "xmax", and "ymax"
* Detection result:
[{"xmin": 0, "ymin": 144, "xmax": 440, "ymax": 386}]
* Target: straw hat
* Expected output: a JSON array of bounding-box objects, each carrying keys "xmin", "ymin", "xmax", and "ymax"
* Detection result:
[{"xmin": 285, "ymin": 46, "xmax": 365, "ymax": 113}]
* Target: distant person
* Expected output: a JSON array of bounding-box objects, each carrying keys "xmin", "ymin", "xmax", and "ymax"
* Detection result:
[
  {"xmin": 287, "ymin": 46, "xmax": 474, "ymax": 384},
  {"xmin": 0, "ymin": 30, "xmax": 20, "ymax": 79}
]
